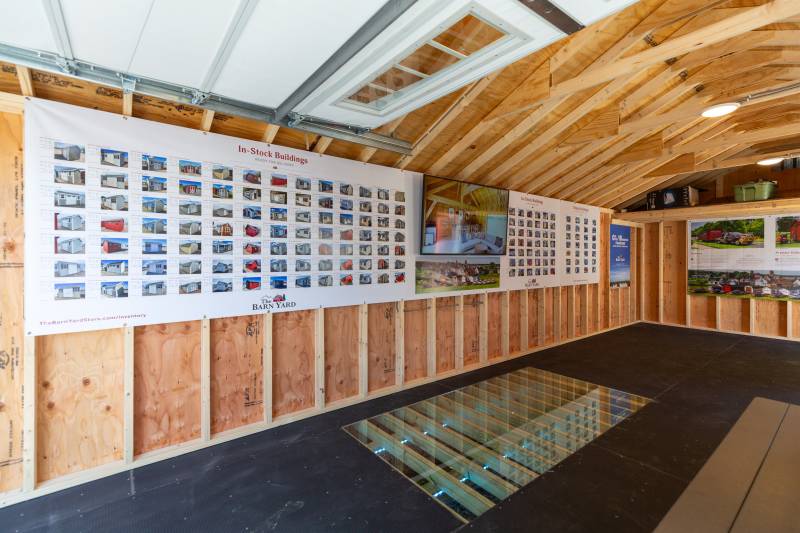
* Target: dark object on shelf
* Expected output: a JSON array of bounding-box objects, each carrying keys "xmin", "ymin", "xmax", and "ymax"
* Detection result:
[{"xmin": 646, "ymin": 186, "xmax": 699, "ymax": 210}]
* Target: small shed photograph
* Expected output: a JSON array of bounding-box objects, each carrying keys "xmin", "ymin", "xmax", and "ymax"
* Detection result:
[{"xmin": 6, "ymin": 1, "xmax": 800, "ymax": 532}]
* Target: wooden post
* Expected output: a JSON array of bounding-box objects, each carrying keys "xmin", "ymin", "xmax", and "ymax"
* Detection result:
[
  {"xmin": 200, "ymin": 318, "xmax": 211, "ymax": 441},
  {"xmin": 657, "ymin": 221, "xmax": 664, "ymax": 323},
  {"xmin": 749, "ymin": 298, "xmax": 756, "ymax": 335},
  {"xmin": 427, "ymin": 298, "xmax": 437, "ymax": 377},
  {"xmin": 395, "ymin": 301, "xmax": 405, "ymax": 386},
  {"xmin": 479, "ymin": 293, "xmax": 488, "ymax": 363},
  {"xmin": 501, "ymin": 291, "xmax": 510, "ymax": 357},
  {"xmin": 520, "ymin": 289, "xmax": 529, "ymax": 349},
  {"xmin": 715, "ymin": 296, "xmax": 722, "ymax": 330},
  {"xmin": 123, "ymin": 326, "xmax": 134, "ymax": 463},
  {"xmin": 263, "ymin": 313, "xmax": 273, "ymax": 423},
  {"xmin": 639, "ymin": 226, "xmax": 645, "ymax": 320},
  {"xmin": 786, "ymin": 301, "xmax": 793, "ymax": 338},
  {"xmin": 455, "ymin": 295, "xmax": 464, "ymax": 369},
  {"xmin": 358, "ymin": 304, "xmax": 368, "ymax": 398},
  {"xmin": 22, "ymin": 335, "xmax": 36, "ymax": 492},
  {"xmin": 314, "ymin": 308, "xmax": 325, "ymax": 409},
  {"xmin": 580, "ymin": 285, "xmax": 589, "ymax": 336}
]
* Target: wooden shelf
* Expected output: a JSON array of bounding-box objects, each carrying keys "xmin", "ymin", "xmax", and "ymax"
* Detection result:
[{"xmin": 616, "ymin": 197, "xmax": 800, "ymax": 223}]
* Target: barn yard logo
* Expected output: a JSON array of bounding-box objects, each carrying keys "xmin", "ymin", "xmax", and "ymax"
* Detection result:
[
  {"xmin": 252, "ymin": 293, "xmax": 297, "ymax": 311},
  {"xmin": 0, "ymin": 350, "xmax": 9, "ymax": 370}
]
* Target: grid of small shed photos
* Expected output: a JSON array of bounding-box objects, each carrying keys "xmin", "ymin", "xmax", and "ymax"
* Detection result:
[
  {"xmin": 48, "ymin": 141, "xmax": 407, "ymax": 300},
  {"xmin": 507, "ymin": 206, "xmax": 558, "ymax": 282}
]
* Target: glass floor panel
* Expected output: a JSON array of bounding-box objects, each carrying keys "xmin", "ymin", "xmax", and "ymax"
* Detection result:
[{"xmin": 342, "ymin": 367, "xmax": 651, "ymax": 523}]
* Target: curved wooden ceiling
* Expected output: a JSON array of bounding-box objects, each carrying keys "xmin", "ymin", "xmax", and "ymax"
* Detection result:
[{"xmin": 2, "ymin": 0, "xmax": 799, "ymax": 212}]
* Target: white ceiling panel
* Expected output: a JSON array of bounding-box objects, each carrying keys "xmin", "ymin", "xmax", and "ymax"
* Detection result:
[
  {"xmin": 60, "ymin": 0, "xmax": 154, "ymax": 72},
  {"xmin": 0, "ymin": 1, "xmax": 57, "ymax": 53},
  {"xmin": 550, "ymin": 0, "xmax": 638, "ymax": 27},
  {"xmin": 211, "ymin": 0, "xmax": 388, "ymax": 109},
  {"xmin": 128, "ymin": 0, "xmax": 241, "ymax": 88}
]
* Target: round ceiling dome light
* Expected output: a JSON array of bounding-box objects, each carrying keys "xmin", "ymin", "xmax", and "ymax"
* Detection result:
[
  {"xmin": 757, "ymin": 157, "xmax": 785, "ymax": 166},
  {"xmin": 701, "ymin": 102, "xmax": 741, "ymax": 118}
]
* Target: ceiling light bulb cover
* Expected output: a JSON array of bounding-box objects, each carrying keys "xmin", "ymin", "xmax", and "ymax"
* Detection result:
[
  {"xmin": 700, "ymin": 102, "xmax": 740, "ymax": 118},
  {"xmin": 757, "ymin": 157, "xmax": 785, "ymax": 166}
]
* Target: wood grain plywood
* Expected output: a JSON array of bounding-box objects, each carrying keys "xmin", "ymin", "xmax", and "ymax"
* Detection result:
[
  {"xmin": 487, "ymin": 293, "xmax": 502, "ymax": 359},
  {"xmin": 754, "ymin": 300, "xmax": 786, "ymax": 338},
  {"xmin": 367, "ymin": 303, "xmax": 395, "ymax": 393},
  {"xmin": 792, "ymin": 302, "xmax": 800, "ymax": 339},
  {"xmin": 620, "ymin": 287, "xmax": 631, "ymax": 325},
  {"xmin": 719, "ymin": 298, "xmax": 750, "ymax": 333},
  {"xmin": 0, "ymin": 112, "xmax": 23, "ymax": 493},
  {"xmin": 463, "ymin": 295, "xmax": 481, "ymax": 366},
  {"xmin": 588, "ymin": 284, "xmax": 598, "ymax": 334},
  {"xmin": 662, "ymin": 221, "xmax": 687, "ymax": 325},
  {"xmin": 404, "ymin": 300, "xmax": 428, "ymax": 383},
  {"xmin": 37, "ymin": 329, "xmax": 124, "ymax": 482},
  {"xmin": 527, "ymin": 290, "xmax": 539, "ymax": 347},
  {"xmin": 435, "ymin": 297, "xmax": 456, "ymax": 374},
  {"xmin": 560, "ymin": 287, "xmax": 570, "ymax": 339},
  {"xmin": 134, "ymin": 321, "xmax": 201, "ymax": 455},
  {"xmin": 690, "ymin": 295, "xmax": 716, "ymax": 329},
  {"xmin": 324, "ymin": 306, "xmax": 359, "ymax": 403},
  {"xmin": 508, "ymin": 291, "xmax": 521, "ymax": 353},
  {"xmin": 272, "ymin": 310, "xmax": 315, "ymax": 418},
  {"xmin": 599, "ymin": 213, "xmax": 611, "ymax": 330},
  {"xmin": 545, "ymin": 288, "xmax": 554, "ymax": 344},
  {"xmin": 644, "ymin": 223, "xmax": 661, "ymax": 322},
  {"xmin": 210, "ymin": 315, "xmax": 264, "ymax": 435}
]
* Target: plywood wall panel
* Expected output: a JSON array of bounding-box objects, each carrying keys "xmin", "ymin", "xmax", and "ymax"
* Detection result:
[
  {"xmin": 367, "ymin": 303, "xmax": 395, "ymax": 393},
  {"xmin": 719, "ymin": 298, "xmax": 750, "ymax": 333},
  {"xmin": 792, "ymin": 302, "xmax": 800, "ymax": 339},
  {"xmin": 487, "ymin": 293, "xmax": 502, "ymax": 359},
  {"xmin": 644, "ymin": 223, "xmax": 661, "ymax": 322},
  {"xmin": 324, "ymin": 306, "xmax": 359, "ymax": 404},
  {"xmin": 527, "ymin": 290, "xmax": 539, "ymax": 348},
  {"xmin": 689, "ymin": 296, "xmax": 716, "ymax": 329},
  {"xmin": 545, "ymin": 288, "xmax": 554, "ymax": 344},
  {"xmin": 753, "ymin": 300, "xmax": 786, "ymax": 338},
  {"xmin": 463, "ymin": 295, "xmax": 481, "ymax": 366},
  {"xmin": 134, "ymin": 321, "xmax": 201, "ymax": 455},
  {"xmin": 272, "ymin": 311, "xmax": 315, "ymax": 418},
  {"xmin": 508, "ymin": 291, "xmax": 521, "ymax": 353},
  {"xmin": 662, "ymin": 221, "xmax": 687, "ymax": 325},
  {"xmin": 620, "ymin": 288, "xmax": 631, "ymax": 325},
  {"xmin": 404, "ymin": 300, "xmax": 428, "ymax": 382},
  {"xmin": 609, "ymin": 288, "xmax": 620, "ymax": 328},
  {"xmin": 0, "ymin": 112, "xmax": 23, "ymax": 493},
  {"xmin": 435, "ymin": 297, "xmax": 456, "ymax": 374},
  {"xmin": 36, "ymin": 330, "xmax": 123, "ymax": 482},
  {"xmin": 210, "ymin": 315, "xmax": 264, "ymax": 435},
  {"xmin": 588, "ymin": 284, "xmax": 598, "ymax": 334}
]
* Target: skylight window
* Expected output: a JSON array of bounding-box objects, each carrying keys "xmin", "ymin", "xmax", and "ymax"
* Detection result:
[{"xmin": 345, "ymin": 13, "xmax": 507, "ymax": 109}]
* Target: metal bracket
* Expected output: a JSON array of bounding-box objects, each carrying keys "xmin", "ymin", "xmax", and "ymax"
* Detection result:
[
  {"xmin": 119, "ymin": 75, "xmax": 137, "ymax": 94},
  {"xmin": 188, "ymin": 89, "xmax": 210, "ymax": 105},
  {"xmin": 55, "ymin": 56, "xmax": 76, "ymax": 75},
  {"xmin": 287, "ymin": 112, "xmax": 306, "ymax": 129}
]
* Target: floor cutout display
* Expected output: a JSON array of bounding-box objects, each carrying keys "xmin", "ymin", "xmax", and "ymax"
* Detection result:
[{"xmin": 343, "ymin": 367, "xmax": 650, "ymax": 522}]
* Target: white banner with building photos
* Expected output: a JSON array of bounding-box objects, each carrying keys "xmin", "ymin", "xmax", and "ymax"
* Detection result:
[
  {"xmin": 687, "ymin": 215, "xmax": 800, "ymax": 300},
  {"xmin": 500, "ymin": 191, "xmax": 600, "ymax": 290},
  {"xmin": 25, "ymin": 99, "xmax": 417, "ymax": 335}
]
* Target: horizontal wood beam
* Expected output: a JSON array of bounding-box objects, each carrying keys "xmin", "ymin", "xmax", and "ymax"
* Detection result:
[{"xmin": 617, "ymin": 197, "xmax": 800, "ymax": 223}]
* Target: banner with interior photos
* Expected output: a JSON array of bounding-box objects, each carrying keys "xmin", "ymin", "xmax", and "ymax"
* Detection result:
[
  {"xmin": 25, "ymin": 99, "xmax": 416, "ymax": 335},
  {"xmin": 500, "ymin": 191, "xmax": 600, "ymax": 289}
]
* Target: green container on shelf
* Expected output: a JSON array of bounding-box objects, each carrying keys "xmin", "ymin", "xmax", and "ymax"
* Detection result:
[{"xmin": 733, "ymin": 180, "xmax": 777, "ymax": 202}]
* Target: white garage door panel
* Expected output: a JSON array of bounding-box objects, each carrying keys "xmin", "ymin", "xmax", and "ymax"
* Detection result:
[
  {"xmin": 0, "ymin": 1, "xmax": 57, "ymax": 53},
  {"xmin": 550, "ymin": 0, "xmax": 638, "ymax": 26},
  {"xmin": 60, "ymin": 0, "xmax": 153, "ymax": 71},
  {"xmin": 128, "ymin": 0, "xmax": 240, "ymax": 88},
  {"xmin": 211, "ymin": 0, "xmax": 388, "ymax": 109}
]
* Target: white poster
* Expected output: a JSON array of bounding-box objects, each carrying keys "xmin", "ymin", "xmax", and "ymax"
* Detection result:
[
  {"xmin": 688, "ymin": 215, "xmax": 800, "ymax": 300},
  {"xmin": 559, "ymin": 202, "xmax": 600, "ymax": 285},
  {"xmin": 500, "ymin": 192, "xmax": 600, "ymax": 289},
  {"xmin": 25, "ymin": 99, "xmax": 417, "ymax": 335},
  {"xmin": 501, "ymin": 191, "xmax": 561, "ymax": 289}
]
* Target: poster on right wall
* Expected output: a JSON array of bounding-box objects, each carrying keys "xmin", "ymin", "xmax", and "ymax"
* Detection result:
[{"xmin": 687, "ymin": 215, "xmax": 800, "ymax": 300}]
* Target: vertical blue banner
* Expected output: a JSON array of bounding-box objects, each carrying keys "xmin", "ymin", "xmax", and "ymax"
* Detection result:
[{"xmin": 610, "ymin": 224, "xmax": 631, "ymax": 287}]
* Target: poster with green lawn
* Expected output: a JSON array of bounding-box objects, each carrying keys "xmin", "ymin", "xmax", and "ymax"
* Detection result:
[
  {"xmin": 690, "ymin": 219, "xmax": 764, "ymax": 249},
  {"xmin": 775, "ymin": 216, "xmax": 800, "ymax": 247},
  {"xmin": 415, "ymin": 258, "xmax": 500, "ymax": 293}
]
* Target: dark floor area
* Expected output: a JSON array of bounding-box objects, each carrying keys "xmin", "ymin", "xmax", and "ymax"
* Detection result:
[{"xmin": 3, "ymin": 323, "xmax": 800, "ymax": 532}]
